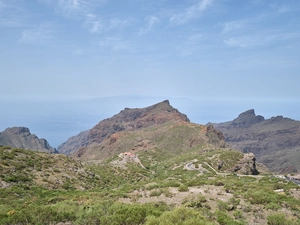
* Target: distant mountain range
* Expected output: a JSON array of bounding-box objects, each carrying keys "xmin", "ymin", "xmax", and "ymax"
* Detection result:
[
  {"xmin": 211, "ymin": 109, "xmax": 300, "ymax": 173},
  {"xmin": 0, "ymin": 127, "xmax": 57, "ymax": 153}
]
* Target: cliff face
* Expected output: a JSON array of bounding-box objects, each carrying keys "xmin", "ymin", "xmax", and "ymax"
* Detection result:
[
  {"xmin": 57, "ymin": 130, "xmax": 89, "ymax": 155},
  {"xmin": 211, "ymin": 109, "xmax": 300, "ymax": 173},
  {"xmin": 0, "ymin": 127, "xmax": 57, "ymax": 153}
]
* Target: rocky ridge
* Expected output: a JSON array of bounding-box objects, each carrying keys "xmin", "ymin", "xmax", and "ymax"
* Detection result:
[
  {"xmin": 58, "ymin": 100, "xmax": 190, "ymax": 155},
  {"xmin": 0, "ymin": 127, "xmax": 57, "ymax": 153},
  {"xmin": 211, "ymin": 109, "xmax": 300, "ymax": 173}
]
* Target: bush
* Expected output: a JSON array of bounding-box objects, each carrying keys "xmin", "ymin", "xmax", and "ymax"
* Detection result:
[
  {"xmin": 233, "ymin": 210, "xmax": 244, "ymax": 219},
  {"xmin": 178, "ymin": 184, "xmax": 189, "ymax": 192},
  {"xmin": 267, "ymin": 212, "xmax": 298, "ymax": 225},
  {"xmin": 217, "ymin": 200, "xmax": 230, "ymax": 211},
  {"xmin": 183, "ymin": 194, "xmax": 206, "ymax": 208},
  {"xmin": 145, "ymin": 207, "xmax": 214, "ymax": 225},
  {"xmin": 149, "ymin": 189, "xmax": 162, "ymax": 197},
  {"xmin": 266, "ymin": 202, "xmax": 281, "ymax": 211}
]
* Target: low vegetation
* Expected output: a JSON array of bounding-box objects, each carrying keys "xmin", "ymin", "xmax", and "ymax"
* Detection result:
[{"xmin": 0, "ymin": 146, "xmax": 300, "ymax": 224}]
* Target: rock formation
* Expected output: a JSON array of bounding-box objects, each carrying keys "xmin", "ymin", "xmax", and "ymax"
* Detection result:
[
  {"xmin": 211, "ymin": 109, "xmax": 300, "ymax": 173},
  {"xmin": 0, "ymin": 127, "xmax": 57, "ymax": 153},
  {"xmin": 58, "ymin": 100, "xmax": 191, "ymax": 155}
]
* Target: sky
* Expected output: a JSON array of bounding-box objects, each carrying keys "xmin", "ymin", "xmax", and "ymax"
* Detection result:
[{"xmin": 1, "ymin": 0, "xmax": 300, "ymax": 147}]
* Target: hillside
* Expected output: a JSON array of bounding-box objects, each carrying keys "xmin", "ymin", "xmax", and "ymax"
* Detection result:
[
  {"xmin": 1, "ymin": 145, "xmax": 299, "ymax": 224},
  {"xmin": 58, "ymin": 100, "xmax": 191, "ymax": 155},
  {"xmin": 2, "ymin": 102, "xmax": 300, "ymax": 224},
  {"xmin": 211, "ymin": 109, "xmax": 300, "ymax": 173},
  {"xmin": 0, "ymin": 127, "xmax": 57, "ymax": 153},
  {"xmin": 68, "ymin": 100, "xmax": 227, "ymax": 160},
  {"xmin": 0, "ymin": 146, "xmax": 97, "ymax": 190}
]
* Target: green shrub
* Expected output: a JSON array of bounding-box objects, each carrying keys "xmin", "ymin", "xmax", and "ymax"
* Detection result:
[
  {"xmin": 149, "ymin": 189, "xmax": 162, "ymax": 197},
  {"xmin": 233, "ymin": 210, "xmax": 244, "ymax": 219},
  {"xmin": 266, "ymin": 202, "xmax": 281, "ymax": 211},
  {"xmin": 217, "ymin": 200, "xmax": 230, "ymax": 211},
  {"xmin": 145, "ymin": 207, "xmax": 214, "ymax": 225},
  {"xmin": 267, "ymin": 212, "xmax": 288, "ymax": 225},
  {"xmin": 216, "ymin": 210, "xmax": 245, "ymax": 225},
  {"xmin": 183, "ymin": 194, "xmax": 206, "ymax": 208},
  {"xmin": 161, "ymin": 188, "xmax": 172, "ymax": 197},
  {"xmin": 161, "ymin": 180, "xmax": 181, "ymax": 188},
  {"xmin": 178, "ymin": 184, "xmax": 188, "ymax": 192},
  {"xmin": 247, "ymin": 189, "xmax": 276, "ymax": 204}
]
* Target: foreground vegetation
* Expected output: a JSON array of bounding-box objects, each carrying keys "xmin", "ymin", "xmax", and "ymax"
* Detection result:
[{"xmin": 0, "ymin": 146, "xmax": 300, "ymax": 224}]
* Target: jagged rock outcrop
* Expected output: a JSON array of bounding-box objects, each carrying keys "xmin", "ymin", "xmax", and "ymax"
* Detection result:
[
  {"xmin": 231, "ymin": 109, "xmax": 265, "ymax": 128},
  {"xmin": 211, "ymin": 109, "xmax": 300, "ymax": 173},
  {"xmin": 231, "ymin": 153, "xmax": 259, "ymax": 175},
  {"xmin": 0, "ymin": 127, "xmax": 57, "ymax": 153}
]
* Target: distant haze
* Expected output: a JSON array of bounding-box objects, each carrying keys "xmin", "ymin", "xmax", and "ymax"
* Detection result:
[{"xmin": 1, "ymin": 96, "xmax": 299, "ymax": 148}]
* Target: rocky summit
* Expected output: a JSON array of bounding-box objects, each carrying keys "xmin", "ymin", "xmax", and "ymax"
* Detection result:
[
  {"xmin": 211, "ymin": 109, "xmax": 300, "ymax": 173},
  {"xmin": 58, "ymin": 100, "xmax": 190, "ymax": 155},
  {"xmin": 0, "ymin": 127, "xmax": 57, "ymax": 153}
]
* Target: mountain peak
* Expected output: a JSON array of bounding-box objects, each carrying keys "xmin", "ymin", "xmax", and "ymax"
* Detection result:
[
  {"xmin": 232, "ymin": 109, "xmax": 265, "ymax": 128},
  {"xmin": 58, "ymin": 100, "xmax": 190, "ymax": 155},
  {"xmin": 0, "ymin": 126, "xmax": 57, "ymax": 153},
  {"xmin": 5, "ymin": 127, "xmax": 30, "ymax": 135},
  {"xmin": 88, "ymin": 100, "xmax": 190, "ymax": 145}
]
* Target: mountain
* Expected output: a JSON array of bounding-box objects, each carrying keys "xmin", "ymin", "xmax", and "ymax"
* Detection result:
[
  {"xmin": 210, "ymin": 109, "xmax": 300, "ymax": 173},
  {"xmin": 63, "ymin": 100, "xmax": 267, "ymax": 176},
  {"xmin": 3, "ymin": 104, "xmax": 300, "ymax": 224},
  {"xmin": 58, "ymin": 100, "xmax": 191, "ymax": 155},
  {"xmin": 63, "ymin": 100, "xmax": 222, "ymax": 159},
  {"xmin": 0, "ymin": 127, "xmax": 57, "ymax": 153}
]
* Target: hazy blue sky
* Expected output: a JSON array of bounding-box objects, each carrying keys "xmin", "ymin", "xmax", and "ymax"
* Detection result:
[
  {"xmin": 1, "ymin": 0, "xmax": 300, "ymax": 147},
  {"xmin": 1, "ymin": 0, "xmax": 299, "ymax": 100}
]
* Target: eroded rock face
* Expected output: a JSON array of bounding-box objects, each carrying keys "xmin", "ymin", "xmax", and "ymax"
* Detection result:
[
  {"xmin": 211, "ymin": 109, "xmax": 300, "ymax": 173},
  {"xmin": 232, "ymin": 153, "xmax": 259, "ymax": 175},
  {"xmin": 0, "ymin": 127, "xmax": 57, "ymax": 153},
  {"xmin": 57, "ymin": 130, "xmax": 89, "ymax": 155},
  {"xmin": 231, "ymin": 109, "xmax": 265, "ymax": 128},
  {"xmin": 59, "ymin": 100, "xmax": 190, "ymax": 155}
]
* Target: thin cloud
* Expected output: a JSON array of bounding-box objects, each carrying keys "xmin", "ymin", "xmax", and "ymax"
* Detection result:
[
  {"xmin": 85, "ymin": 14, "xmax": 103, "ymax": 33},
  {"xmin": 169, "ymin": 0, "xmax": 213, "ymax": 25},
  {"xmin": 0, "ymin": 0, "xmax": 27, "ymax": 27},
  {"xmin": 98, "ymin": 37, "xmax": 133, "ymax": 52},
  {"xmin": 85, "ymin": 14, "xmax": 131, "ymax": 34},
  {"xmin": 224, "ymin": 32, "xmax": 300, "ymax": 48},
  {"xmin": 137, "ymin": 16, "xmax": 160, "ymax": 37},
  {"xmin": 221, "ymin": 20, "xmax": 247, "ymax": 34},
  {"xmin": 39, "ymin": 0, "xmax": 104, "ymax": 17},
  {"xmin": 19, "ymin": 23, "xmax": 57, "ymax": 44}
]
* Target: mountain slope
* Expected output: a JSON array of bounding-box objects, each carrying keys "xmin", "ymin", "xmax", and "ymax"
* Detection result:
[
  {"xmin": 0, "ymin": 146, "xmax": 98, "ymax": 190},
  {"xmin": 58, "ymin": 100, "xmax": 190, "ymax": 155},
  {"xmin": 69, "ymin": 100, "xmax": 226, "ymax": 160},
  {"xmin": 0, "ymin": 127, "xmax": 57, "ymax": 153},
  {"xmin": 211, "ymin": 109, "xmax": 300, "ymax": 173},
  {"xmin": 68, "ymin": 101, "xmax": 269, "ymax": 176}
]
